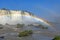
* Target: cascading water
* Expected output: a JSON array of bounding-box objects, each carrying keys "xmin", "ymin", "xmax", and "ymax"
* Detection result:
[{"xmin": 0, "ymin": 9, "xmax": 56, "ymax": 31}]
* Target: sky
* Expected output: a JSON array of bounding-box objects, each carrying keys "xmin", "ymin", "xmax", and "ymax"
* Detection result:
[{"xmin": 0, "ymin": 0, "xmax": 60, "ymax": 22}]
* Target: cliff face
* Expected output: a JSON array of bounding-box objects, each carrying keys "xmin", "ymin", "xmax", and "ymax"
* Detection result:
[
  {"xmin": 0, "ymin": 9, "xmax": 50, "ymax": 27},
  {"xmin": 0, "ymin": 9, "xmax": 57, "ymax": 31},
  {"xmin": 0, "ymin": 9, "xmax": 37, "ymax": 24}
]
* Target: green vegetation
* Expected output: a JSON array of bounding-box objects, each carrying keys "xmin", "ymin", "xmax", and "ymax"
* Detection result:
[
  {"xmin": 18, "ymin": 30, "xmax": 33, "ymax": 37},
  {"xmin": 38, "ymin": 24, "xmax": 48, "ymax": 29},
  {"xmin": 28, "ymin": 24, "xmax": 33, "ymax": 26},
  {"xmin": 0, "ymin": 24, "xmax": 3, "ymax": 26},
  {"xmin": 52, "ymin": 36, "xmax": 60, "ymax": 40},
  {"xmin": 0, "ymin": 24, "xmax": 3, "ymax": 29},
  {"xmin": 17, "ymin": 24, "xmax": 24, "ymax": 28},
  {"xmin": 5, "ymin": 23, "xmax": 9, "ymax": 25},
  {"xmin": 0, "ymin": 27, "xmax": 3, "ymax": 29},
  {"xmin": 42, "ymin": 27, "xmax": 48, "ymax": 29}
]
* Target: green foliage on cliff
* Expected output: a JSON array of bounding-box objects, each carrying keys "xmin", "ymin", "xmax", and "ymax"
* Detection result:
[
  {"xmin": 18, "ymin": 30, "xmax": 33, "ymax": 37},
  {"xmin": 17, "ymin": 24, "xmax": 24, "ymax": 28},
  {"xmin": 52, "ymin": 36, "xmax": 60, "ymax": 40},
  {"xmin": 38, "ymin": 24, "xmax": 48, "ymax": 29}
]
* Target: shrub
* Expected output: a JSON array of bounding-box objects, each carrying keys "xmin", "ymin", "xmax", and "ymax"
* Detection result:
[
  {"xmin": 5, "ymin": 23, "xmax": 9, "ymax": 25},
  {"xmin": 42, "ymin": 27, "xmax": 48, "ymax": 29},
  {"xmin": 0, "ymin": 24, "xmax": 3, "ymax": 29},
  {"xmin": 0, "ymin": 27, "xmax": 3, "ymax": 29},
  {"xmin": 18, "ymin": 30, "xmax": 33, "ymax": 37},
  {"xmin": 52, "ymin": 36, "xmax": 60, "ymax": 40},
  {"xmin": 28, "ymin": 24, "xmax": 33, "ymax": 26},
  {"xmin": 38, "ymin": 24, "xmax": 48, "ymax": 29},
  {"xmin": 0, "ymin": 24, "xmax": 3, "ymax": 26},
  {"xmin": 17, "ymin": 24, "xmax": 24, "ymax": 28}
]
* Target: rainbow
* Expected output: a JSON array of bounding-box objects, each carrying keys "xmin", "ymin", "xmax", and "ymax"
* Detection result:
[{"xmin": 23, "ymin": 12, "xmax": 51, "ymax": 26}]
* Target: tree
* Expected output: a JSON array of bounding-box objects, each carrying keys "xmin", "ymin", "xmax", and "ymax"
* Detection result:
[
  {"xmin": 52, "ymin": 36, "xmax": 60, "ymax": 40},
  {"xmin": 18, "ymin": 30, "xmax": 33, "ymax": 37},
  {"xmin": 16, "ymin": 24, "xmax": 24, "ymax": 28},
  {"xmin": 38, "ymin": 24, "xmax": 48, "ymax": 29}
]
